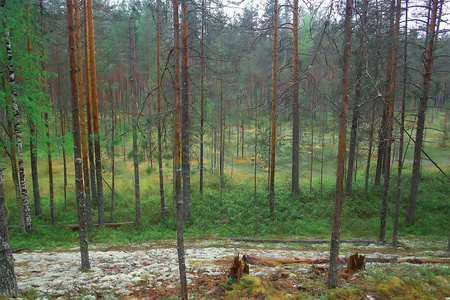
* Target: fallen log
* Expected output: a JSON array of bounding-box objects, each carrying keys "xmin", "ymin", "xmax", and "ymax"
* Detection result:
[
  {"xmin": 66, "ymin": 222, "xmax": 135, "ymax": 229},
  {"xmin": 243, "ymin": 255, "xmax": 450, "ymax": 265},
  {"xmin": 227, "ymin": 237, "xmax": 372, "ymax": 244}
]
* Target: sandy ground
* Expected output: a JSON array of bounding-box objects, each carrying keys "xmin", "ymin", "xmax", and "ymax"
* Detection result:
[{"xmin": 12, "ymin": 239, "xmax": 449, "ymax": 299}]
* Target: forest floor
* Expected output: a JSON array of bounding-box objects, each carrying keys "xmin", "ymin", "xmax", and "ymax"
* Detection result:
[{"xmin": 12, "ymin": 238, "xmax": 450, "ymax": 300}]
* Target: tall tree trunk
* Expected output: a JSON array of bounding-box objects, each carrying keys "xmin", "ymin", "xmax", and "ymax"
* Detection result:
[
  {"xmin": 199, "ymin": 0, "xmax": 205, "ymax": 194},
  {"xmin": 393, "ymin": 0, "xmax": 408, "ymax": 248},
  {"xmin": 55, "ymin": 40, "xmax": 68, "ymax": 209},
  {"xmin": 45, "ymin": 113, "xmax": 55, "ymax": 225},
  {"xmin": 83, "ymin": 0, "xmax": 97, "ymax": 215},
  {"xmin": 26, "ymin": 3, "xmax": 42, "ymax": 217},
  {"xmin": 156, "ymin": 0, "xmax": 166, "ymax": 221},
  {"xmin": 3, "ymin": 10, "xmax": 32, "ymax": 231},
  {"xmin": 345, "ymin": 0, "xmax": 367, "ymax": 195},
  {"xmin": 0, "ymin": 163, "xmax": 18, "ymax": 298},
  {"xmin": 407, "ymin": 0, "xmax": 440, "ymax": 225},
  {"xmin": 173, "ymin": 0, "xmax": 188, "ymax": 298},
  {"xmin": 87, "ymin": 0, "xmax": 105, "ymax": 227},
  {"xmin": 129, "ymin": 15, "xmax": 141, "ymax": 226},
  {"xmin": 67, "ymin": 0, "xmax": 90, "ymax": 271},
  {"xmin": 75, "ymin": 0, "xmax": 92, "ymax": 230},
  {"xmin": 291, "ymin": 0, "xmax": 300, "ymax": 196},
  {"xmin": 380, "ymin": 0, "xmax": 401, "ymax": 243},
  {"xmin": 219, "ymin": 77, "xmax": 224, "ymax": 203},
  {"xmin": 269, "ymin": 0, "xmax": 278, "ymax": 213},
  {"xmin": 327, "ymin": 0, "xmax": 353, "ymax": 288},
  {"xmin": 181, "ymin": 0, "xmax": 190, "ymax": 221},
  {"xmin": 364, "ymin": 101, "xmax": 376, "ymax": 197}
]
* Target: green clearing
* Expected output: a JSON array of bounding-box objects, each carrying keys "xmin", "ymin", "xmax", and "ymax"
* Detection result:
[{"xmin": 4, "ymin": 110, "xmax": 449, "ymax": 250}]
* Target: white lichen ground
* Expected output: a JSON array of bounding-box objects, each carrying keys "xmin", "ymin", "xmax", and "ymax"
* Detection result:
[{"xmin": 12, "ymin": 239, "xmax": 449, "ymax": 299}]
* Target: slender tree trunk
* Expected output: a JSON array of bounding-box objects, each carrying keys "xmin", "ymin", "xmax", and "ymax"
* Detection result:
[
  {"xmin": 310, "ymin": 102, "xmax": 314, "ymax": 193},
  {"xmin": 129, "ymin": 15, "xmax": 141, "ymax": 226},
  {"xmin": 110, "ymin": 110, "xmax": 115, "ymax": 223},
  {"xmin": 364, "ymin": 101, "xmax": 376, "ymax": 196},
  {"xmin": 45, "ymin": 113, "xmax": 55, "ymax": 225},
  {"xmin": 393, "ymin": 0, "xmax": 408, "ymax": 247},
  {"xmin": 55, "ymin": 40, "xmax": 68, "ymax": 209},
  {"xmin": 219, "ymin": 77, "xmax": 224, "ymax": 203},
  {"xmin": 87, "ymin": 0, "xmax": 105, "ymax": 228},
  {"xmin": 83, "ymin": 2, "xmax": 97, "ymax": 215},
  {"xmin": 173, "ymin": 1, "xmax": 188, "ymax": 298},
  {"xmin": 269, "ymin": 0, "xmax": 278, "ymax": 213},
  {"xmin": 254, "ymin": 107, "xmax": 258, "ymax": 196},
  {"xmin": 199, "ymin": 0, "xmax": 205, "ymax": 195},
  {"xmin": 4, "ymin": 12, "xmax": 32, "ymax": 231},
  {"xmin": 380, "ymin": 0, "xmax": 401, "ymax": 243},
  {"xmin": 0, "ymin": 163, "xmax": 18, "ymax": 298},
  {"xmin": 407, "ymin": 0, "xmax": 440, "ymax": 225},
  {"xmin": 67, "ymin": 0, "xmax": 90, "ymax": 271},
  {"xmin": 26, "ymin": 3, "xmax": 42, "ymax": 217},
  {"xmin": 157, "ymin": 0, "xmax": 166, "ymax": 221},
  {"xmin": 327, "ymin": 0, "xmax": 353, "ymax": 288},
  {"xmin": 181, "ymin": 0, "xmax": 190, "ymax": 221},
  {"xmin": 292, "ymin": 0, "xmax": 300, "ymax": 196},
  {"xmin": 345, "ymin": 1, "xmax": 367, "ymax": 195},
  {"xmin": 75, "ymin": 0, "xmax": 92, "ymax": 230}
]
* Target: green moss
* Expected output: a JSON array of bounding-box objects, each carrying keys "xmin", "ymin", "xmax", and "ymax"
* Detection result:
[{"xmin": 325, "ymin": 287, "xmax": 362, "ymax": 299}]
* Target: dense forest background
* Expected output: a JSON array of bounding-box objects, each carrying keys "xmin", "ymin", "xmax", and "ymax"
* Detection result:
[{"xmin": 0, "ymin": 0, "xmax": 449, "ymax": 295}]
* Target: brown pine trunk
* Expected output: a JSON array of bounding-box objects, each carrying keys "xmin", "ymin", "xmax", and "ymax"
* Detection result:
[
  {"xmin": 156, "ymin": 0, "xmax": 166, "ymax": 221},
  {"xmin": 380, "ymin": 0, "xmax": 401, "ymax": 243},
  {"xmin": 67, "ymin": 0, "xmax": 90, "ymax": 271},
  {"xmin": 173, "ymin": 1, "xmax": 188, "ymax": 298},
  {"xmin": 87, "ymin": 0, "xmax": 105, "ymax": 227},
  {"xmin": 181, "ymin": 0, "xmax": 190, "ymax": 221},
  {"xmin": 291, "ymin": 0, "xmax": 300, "ymax": 196},
  {"xmin": 83, "ymin": 0, "xmax": 97, "ymax": 220},
  {"xmin": 327, "ymin": 0, "xmax": 353, "ymax": 288},
  {"xmin": 129, "ymin": 15, "xmax": 141, "ymax": 226},
  {"xmin": 269, "ymin": 0, "xmax": 278, "ymax": 213},
  {"xmin": 75, "ymin": 0, "xmax": 92, "ymax": 230},
  {"xmin": 407, "ymin": 0, "xmax": 440, "ymax": 225},
  {"xmin": 0, "ymin": 163, "xmax": 18, "ymax": 297}
]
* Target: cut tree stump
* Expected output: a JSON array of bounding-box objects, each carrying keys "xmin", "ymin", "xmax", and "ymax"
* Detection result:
[{"xmin": 228, "ymin": 254, "xmax": 249, "ymax": 281}]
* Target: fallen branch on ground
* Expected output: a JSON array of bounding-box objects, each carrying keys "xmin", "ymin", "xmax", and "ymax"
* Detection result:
[
  {"xmin": 227, "ymin": 237, "xmax": 372, "ymax": 244},
  {"xmin": 243, "ymin": 255, "xmax": 450, "ymax": 265}
]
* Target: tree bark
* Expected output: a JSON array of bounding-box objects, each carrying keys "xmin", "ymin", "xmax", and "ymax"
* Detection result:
[
  {"xmin": 407, "ymin": 0, "xmax": 440, "ymax": 225},
  {"xmin": 393, "ymin": 0, "xmax": 408, "ymax": 248},
  {"xmin": 156, "ymin": 0, "xmax": 166, "ymax": 221},
  {"xmin": 129, "ymin": 15, "xmax": 141, "ymax": 226},
  {"xmin": 328, "ymin": 0, "xmax": 353, "ymax": 289},
  {"xmin": 181, "ymin": 0, "xmax": 190, "ymax": 221},
  {"xmin": 87, "ymin": 0, "xmax": 105, "ymax": 228},
  {"xmin": 291, "ymin": 0, "xmax": 300, "ymax": 196},
  {"xmin": 45, "ymin": 112, "xmax": 55, "ymax": 225},
  {"xmin": 173, "ymin": 0, "xmax": 188, "ymax": 298},
  {"xmin": 269, "ymin": 0, "xmax": 278, "ymax": 213},
  {"xmin": 0, "ymin": 163, "xmax": 18, "ymax": 297},
  {"xmin": 3, "ymin": 9, "xmax": 32, "ymax": 231},
  {"xmin": 380, "ymin": 0, "xmax": 401, "ymax": 243},
  {"xmin": 345, "ymin": 0, "xmax": 367, "ymax": 195},
  {"xmin": 199, "ymin": 0, "xmax": 205, "ymax": 195},
  {"xmin": 83, "ymin": 0, "xmax": 97, "ymax": 220},
  {"xmin": 75, "ymin": 0, "xmax": 92, "ymax": 230},
  {"xmin": 67, "ymin": 0, "xmax": 90, "ymax": 271}
]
